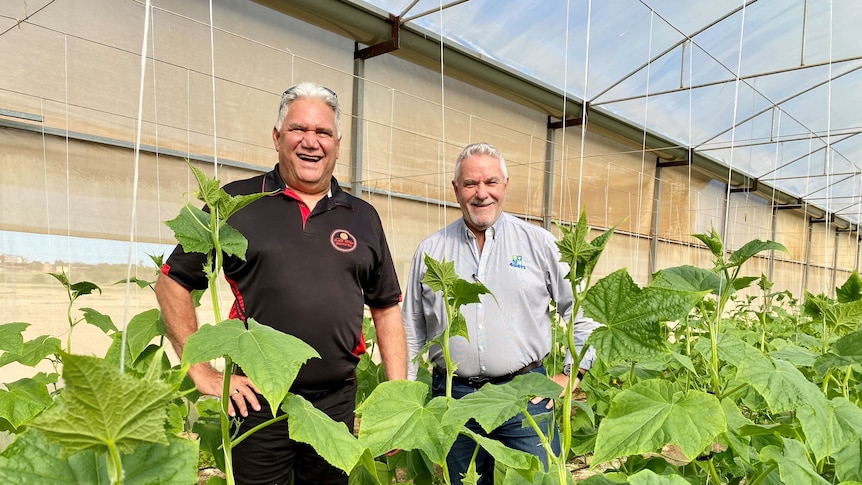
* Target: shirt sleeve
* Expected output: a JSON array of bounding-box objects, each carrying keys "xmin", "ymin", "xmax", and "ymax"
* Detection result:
[
  {"xmin": 401, "ymin": 245, "xmax": 429, "ymax": 380},
  {"xmin": 162, "ymin": 242, "xmax": 209, "ymax": 291},
  {"xmin": 362, "ymin": 209, "xmax": 402, "ymax": 309}
]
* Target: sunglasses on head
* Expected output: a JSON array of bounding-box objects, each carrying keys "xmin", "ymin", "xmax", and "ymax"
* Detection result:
[{"xmin": 282, "ymin": 84, "xmax": 337, "ymax": 99}]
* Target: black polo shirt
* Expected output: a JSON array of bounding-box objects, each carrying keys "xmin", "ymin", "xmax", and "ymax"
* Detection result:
[{"xmin": 163, "ymin": 165, "xmax": 401, "ymax": 394}]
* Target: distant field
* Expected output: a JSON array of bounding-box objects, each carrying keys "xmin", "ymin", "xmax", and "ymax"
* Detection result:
[{"xmin": 0, "ymin": 265, "xmax": 230, "ymax": 383}]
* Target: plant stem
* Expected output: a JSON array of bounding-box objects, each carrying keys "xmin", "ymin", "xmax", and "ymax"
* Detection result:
[
  {"xmin": 107, "ymin": 441, "xmax": 124, "ymax": 484},
  {"xmin": 748, "ymin": 463, "xmax": 777, "ymax": 485},
  {"xmin": 232, "ymin": 412, "xmax": 289, "ymax": 447}
]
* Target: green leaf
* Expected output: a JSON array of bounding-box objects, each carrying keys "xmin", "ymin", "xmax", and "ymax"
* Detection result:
[
  {"xmin": 592, "ymin": 379, "xmax": 726, "ymax": 465},
  {"xmin": 422, "ymin": 254, "xmax": 459, "ymax": 294},
  {"xmin": 282, "ymin": 393, "xmax": 366, "ymax": 473},
  {"xmin": 555, "ymin": 208, "xmax": 616, "ymax": 283},
  {"xmin": 221, "ymin": 191, "xmax": 272, "ymax": 221},
  {"xmin": 736, "ymin": 353, "xmax": 828, "ymax": 414},
  {"xmin": 125, "ymin": 308, "xmax": 164, "ymax": 363},
  {"xmin": 30, "ymin": 353, "xmax": 175, "ymax": 456},
  {"xmin": 759, "ymin": 439, "xmax": 830, "ymax": 485},
  {"xmin": 189, "ymin": 163, "xmax": 225, "ymax": 207},
  {"xmin": 584, "ymin": 269, "xmax": 705, "ymax": 364},
  {"xmin": 356, "ymin": 381, "xmax": 457, "ymax": 465},
  {"xmin": 0, "ymin": 377, "xmax": 53, "ymax": 429},
  {"xmin": 0, "ymin": 322, "xmax": 28, "ymax": 353},
  {"xmin": 834, "ymin": 436, "xmax": 862, "ymax": 482},
  {"xmin": 628, "ymin": 469, "xmax": 692, "ymax": 485},
  {"xmin": 348, "ymin": 448, "xmax": 389, "ymax": 485},
  {"xmin": 443, "ymin": 373, "xmax": 562, "ymax": 432},
  {"xmin": 0, "ymin": 334, "xmax": 62, "ymax": 368},
  {"xmin": 693, "ymin": 228, "xmax": 724, "ymax": 260},
  {"xmin": 798, "ymin": 396, "xmax": 862, "ymax": 462},
  {"xmin": 0, "ymin": 430, "xmax": 103, "ymax": 484},
  {"xmin": 727, "ymin": 239, "xmax": 786, "ymax": 268},
  {"xmin": 650, "ymin": 265, "xmax": 721, "ymax": 294},
  {"xmin": 164, "ymin": 203, "xmax": 215, "ymax": 255},
  {"xmin": 81, "ymin": 307, "xmax": 118, "ymax": 334},
  {"xmin": 837, "ymin": 270, "xmax": 862, "ymax": 303},
  {"xmin": 121, "ymin": 434, "xmax": 199, "ymax": 485},
  {"xmin": 69, "ymin": 280, "xmax": 101, "ymax": 300},
  {"xmin": 182, "ymin": 318, "xmax": 319, "ymax": 414},
  {"xmin": 462, "ymin": 428, "xmax": 540, "ymax": 472}
]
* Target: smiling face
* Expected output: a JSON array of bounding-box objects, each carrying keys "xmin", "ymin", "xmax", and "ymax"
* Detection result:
[
  {"xmin": 452, "ymin": 153, "xmax": 508, "ymax": 237},
  {"xmin": 272, "ymin": 97, "xmax": 340, "ymax": 196}
]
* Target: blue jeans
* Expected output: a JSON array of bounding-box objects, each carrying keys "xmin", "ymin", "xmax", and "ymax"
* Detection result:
[{"xmin": 432, "ymin": 366, "xmax": 561, "ymax": 485}]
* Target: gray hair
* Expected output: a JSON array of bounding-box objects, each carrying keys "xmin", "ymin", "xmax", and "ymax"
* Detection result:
[
  {"xmin": 274, "ymin": 82, "xmax": 342, "ymax": 139},
  {"xmin": 453, "ymin": 142, "xmax": 508, "ymax": 180}
]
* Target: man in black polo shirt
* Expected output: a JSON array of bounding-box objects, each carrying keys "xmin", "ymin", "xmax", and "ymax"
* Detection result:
[{"xmin": 155, "ymin": 82, "xmax": 407, "ymax": 485}]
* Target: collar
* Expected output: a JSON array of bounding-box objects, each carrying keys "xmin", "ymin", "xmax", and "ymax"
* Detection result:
[
  {"xmin": 262, "ymin": 164, "xmax": 353, "ymax": 208},
  {"xmin": 462, "ymin": 212, "xmax": 505, "ymax": 242}
]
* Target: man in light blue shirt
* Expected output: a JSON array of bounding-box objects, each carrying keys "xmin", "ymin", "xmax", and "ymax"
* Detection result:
[{"xmin": 402, "ymin": 142, "xmax": 599, "ymax": 485}]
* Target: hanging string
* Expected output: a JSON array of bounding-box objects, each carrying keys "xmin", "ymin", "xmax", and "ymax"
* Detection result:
[
  {"xmin": 120, "ymin": 0, "xmax": 153, "ymax": 373},
  {"xmin": 686, "ymin": 38, "xmax": 694, "ymax": 264},
  {"xmin": 208, "ymin": 0, "xmax": 220, "ymax": 180},
  {"xmin": 823, "ymin": 0, "xmax": 834, "ymax": 294},
  {"xmin": 633, "ymin": 10, "xmax": 655, "ymax": 280},
  {"xmin": 558, "ymin": 0, "xmax": 572, "ymax": 220},
  {"xmin": 438, "ymin": 0, "xmax": 446, "ymax": 228},
  {"xmin": 574, "ymin": 0, "xmax": 592, "ymax": 217}
]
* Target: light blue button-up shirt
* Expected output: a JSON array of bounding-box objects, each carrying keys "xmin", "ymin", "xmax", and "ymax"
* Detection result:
[{"xmin": 402, "ymin": 212, "xmax": 599, "ymax": 379}]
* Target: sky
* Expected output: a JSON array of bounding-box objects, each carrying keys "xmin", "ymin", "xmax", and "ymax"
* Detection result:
[{"xmin": 0, "ymin": 230, "xmax": 175, "ymax": 266}]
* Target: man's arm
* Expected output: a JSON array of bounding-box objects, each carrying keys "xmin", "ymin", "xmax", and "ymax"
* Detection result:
[
  {"xmin": 154, "ymin": 272, "xmax": 259, "ymax": 416},
  {"xmin": 369, "ymin": 304, "xmax": 407, "ymax": 381}
]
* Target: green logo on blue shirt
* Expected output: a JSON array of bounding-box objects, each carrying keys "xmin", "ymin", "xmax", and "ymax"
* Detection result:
[{"xmin": 509, "ymin": 255, "xmax": 526, "ymax": 269}]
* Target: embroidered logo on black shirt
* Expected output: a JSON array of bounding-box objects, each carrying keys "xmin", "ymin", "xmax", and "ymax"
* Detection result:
[{"xmin": 330, "ymin": 229, "xmax": 357, "ymax": 252}]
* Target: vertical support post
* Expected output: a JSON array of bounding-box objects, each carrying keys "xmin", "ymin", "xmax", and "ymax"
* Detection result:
[
  {"xmin": 648, "ymin": 160, "xmax": 663, "ymax": 280},
  {"xmin": 768, "ymin": 206, "xmax": 778, "ymax": 282},
  {"xmin": 803, "ymin": 216, "xmax": 813, "ymax": 295},
  {"xmin": 350, "ymin": 47, "xmax": 365, "ymax": 199},
  {"xmin": 543, "ymin": 118, "xmax": 556, "ymax": 231},
  {"xmin": 831, "ymin": 229, "xmax": 840, "ymax": 295}
]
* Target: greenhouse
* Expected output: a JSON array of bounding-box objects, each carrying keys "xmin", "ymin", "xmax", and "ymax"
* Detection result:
[{"xmin": 1, "ymin": 1, "xmax": 861, "ymax": 484}]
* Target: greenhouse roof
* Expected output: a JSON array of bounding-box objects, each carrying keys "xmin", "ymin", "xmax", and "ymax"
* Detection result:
[{"xmin": 352, "ymin": 0, "xmax": 862, "ymax": 226}]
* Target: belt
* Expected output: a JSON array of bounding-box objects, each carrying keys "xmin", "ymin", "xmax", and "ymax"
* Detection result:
[{"xmin": 439, "ymin": 361, "xmax": 543, "ymax": 388}]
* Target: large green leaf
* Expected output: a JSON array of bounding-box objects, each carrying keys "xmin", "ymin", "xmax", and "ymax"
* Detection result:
[
  {"xmin": 443, "ymin": 373, "xmax": 562, "ymax": 432},
  {"xmin": 759, "ymin": 439, "xmax": 830, "ymax": 485},
  {"xmin": 124, "ymin": 308, "xmax": 164, "ymax": 363},
  {"xmin": 650, "ymin": 265, "xmax": 721, "ymax": 294},
  {"xmin": 182, "ymin": 318, "xmax": 319, "ymax": 414},
  {"xmin": 592, "ymin": 379, "xmax": 726, "ymax": 465},
  {"xmin": 0, "ymin": 430, "xmax": 102, "ymax": 484},
  {"xmin": 0, "ymin": 377, "xmax": 53, "ymax": 429},
  {"xmin": 462, "ymin": 428, "xmax": 540, "ymax": 472},
  {"xmin": 837, "ymin": 270, "xmax": 862, "ymax": 303},
  {"xmin": 356, "ymin": 381, "xmax": 457, "ymax": 464},
  {"xmin": 736, "ymin": 353, "xmax": 827, "ymax": 414},
  {"xmin": 584, "ymin": 269, "xmax": 705, "ymax": 364},
  {"xmin": 282, "ymin": 393, "xmax": 366, "ymax": 473},
  {"xmin": 798, "ymin": 396, "xmax": 862, "ymax": 462},
  {"xmin": 0, "ymin": 322, "xmax": 29, "ymax": 353},
  {"xmin": 121, "ymin": 434, "xmax": 199, "ymax": 485},
  {"xmin": 834, "ymin": 437, "xmax": 862, "ymax": 482},
  {"xmin": 0, "ymin": 334, "xmax": 62, "ymax": 368},
  {"xmin": 164, "ymin": 204, "xmax": 249, "ymax": 259},
  {"xmin": 422, "ymin": 254, "xmax": 459, "ymax": 294},
  {"xmin": 30, "ymin": 353, "xmax": 175, "ymax": 456}
]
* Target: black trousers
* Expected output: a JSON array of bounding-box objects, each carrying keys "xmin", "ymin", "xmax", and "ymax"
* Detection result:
[{"xmin": 232, "ymin": 378, "xmax": 357, "ymax": 485}]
